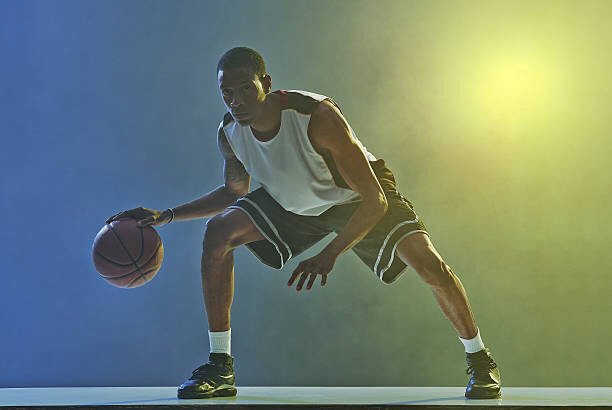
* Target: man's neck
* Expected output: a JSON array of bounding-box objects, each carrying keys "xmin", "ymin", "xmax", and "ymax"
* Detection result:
[{"xmin": 249, "ymin": 93, "xmax": 281, "ymax": 136}]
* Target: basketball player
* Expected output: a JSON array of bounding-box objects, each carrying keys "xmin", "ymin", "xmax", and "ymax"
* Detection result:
[{"xmin": 106, "ymin": 47, "xmax": 501, "ymax": 400}]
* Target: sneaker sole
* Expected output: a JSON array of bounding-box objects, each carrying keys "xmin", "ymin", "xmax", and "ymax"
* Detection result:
[
  {"xmin": 177, "ymin": 385, "xmax": 237, "ymax": 399},
  {"xmin": 465, "ymin": 390, "xmax": 502, "ymax": 399}
]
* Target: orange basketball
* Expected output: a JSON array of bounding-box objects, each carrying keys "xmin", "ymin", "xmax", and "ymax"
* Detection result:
[{"xmin": 92, "ymin": 217, "xmax": 164, "ymax": 288}]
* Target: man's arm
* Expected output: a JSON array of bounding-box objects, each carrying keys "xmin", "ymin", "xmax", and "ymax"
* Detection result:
[
  {"xmin": 218, "ymin": 126, "xmax": 251, "ymax": 197},
  {"xmin": 309, "ymin": 100, "xmax": 388, "ymax": 258},
  {"xmin": 168, "ymin": 126, "xmax": 251, "ymax": 222}
]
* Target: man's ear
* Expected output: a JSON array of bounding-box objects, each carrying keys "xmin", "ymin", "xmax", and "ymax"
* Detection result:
[{"xmin": 261, "ymin": 74, "xmax": 272, "ymax": 93}]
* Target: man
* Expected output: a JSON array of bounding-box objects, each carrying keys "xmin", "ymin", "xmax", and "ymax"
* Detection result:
[{"xmin": 106, "ymin": 46, "xmax": 501, "ymax": 400}]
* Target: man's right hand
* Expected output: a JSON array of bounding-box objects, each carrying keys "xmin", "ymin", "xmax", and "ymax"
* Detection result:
[{"xmin": 105, "ymin": 206, "xmax": 172, "ymax": 227}]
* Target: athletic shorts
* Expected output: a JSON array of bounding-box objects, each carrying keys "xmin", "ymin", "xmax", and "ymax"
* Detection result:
[{"xmin": 227, "ymin": 159, "xmax": 430, "ymax": 285}]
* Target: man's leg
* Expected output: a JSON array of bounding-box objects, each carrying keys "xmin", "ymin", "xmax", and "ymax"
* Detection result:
[
  {"xmin": 202, "ymin": 209, "xmax": 265, "ymax": 332},
  {"xmin": 393, "ymin": 232, "xmax": 477, "ymax": 339},
  {"xmin": 177, "ymin": 208, "xmax": 265, "ymax": 400},
  {"xmin": 393, "ymin": 231, "xmax": 501, "ymax": 399}
]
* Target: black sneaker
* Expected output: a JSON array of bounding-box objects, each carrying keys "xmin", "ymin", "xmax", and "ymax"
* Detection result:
[
  {"xmin": 464, "ymin": 348, "xmax": 502, "ymax": 399},
  {"xmin": 177, "ymin": 352, "xmax": 237, "ymax": 399}
]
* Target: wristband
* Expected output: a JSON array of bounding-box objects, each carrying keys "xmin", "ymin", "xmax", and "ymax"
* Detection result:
[{"xmin": 166, "ymin": 208, "xmax": 175, "ymax": 225}]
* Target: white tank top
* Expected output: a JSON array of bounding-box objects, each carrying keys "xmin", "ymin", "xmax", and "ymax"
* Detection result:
[{"xmin": 221, "ymin": 89, "xmax": 377, "ymax": 216}]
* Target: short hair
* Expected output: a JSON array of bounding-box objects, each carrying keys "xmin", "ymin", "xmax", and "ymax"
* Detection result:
[{"xmin": 217, "ymin": 47, "xmax": 266, "ymax": 78}]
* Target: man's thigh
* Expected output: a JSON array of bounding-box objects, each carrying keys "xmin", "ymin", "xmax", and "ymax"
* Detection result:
[
  {"xmin": 205, "ymin": 208, "xmax": 266, "ymax": 249},
  {"xmin": 394, "ymin": 231, "xmax": 449, "ymax": 284}
]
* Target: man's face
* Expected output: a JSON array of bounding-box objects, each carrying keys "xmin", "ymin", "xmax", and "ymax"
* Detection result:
[{"xmin": 218, "ymin": 67, "xmax": 269, "ymax": 125}]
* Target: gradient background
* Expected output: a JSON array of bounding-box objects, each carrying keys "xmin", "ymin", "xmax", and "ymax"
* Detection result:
[{"xmin": 1, "ymin": 0, "xmax": 610, "ymax": 388}]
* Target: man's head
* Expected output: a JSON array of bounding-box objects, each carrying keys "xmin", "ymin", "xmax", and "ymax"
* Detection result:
[{"xmin": 217, "ymin": 47, "xmax": 272, "ymax": 125}]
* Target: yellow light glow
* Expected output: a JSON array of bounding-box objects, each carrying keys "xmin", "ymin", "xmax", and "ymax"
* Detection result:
[{"xmin": 472, "ymin": 55, "xmax": 556, "ymax": 123}]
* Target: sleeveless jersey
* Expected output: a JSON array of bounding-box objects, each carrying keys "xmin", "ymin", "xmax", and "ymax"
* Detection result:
[{"xmin": 220, "ymin": 89, "xmax": 377, "ymax": 216}]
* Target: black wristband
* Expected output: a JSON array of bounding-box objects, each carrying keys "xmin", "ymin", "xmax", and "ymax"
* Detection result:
[{"xmin": 166, "ymin": 208, "xmax": 175, "ymax": 224}]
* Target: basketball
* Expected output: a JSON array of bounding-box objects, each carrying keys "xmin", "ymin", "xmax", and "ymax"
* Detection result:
[{"xmin": 92, "ymin": 217, "xmax": 164, "ymax": 288}]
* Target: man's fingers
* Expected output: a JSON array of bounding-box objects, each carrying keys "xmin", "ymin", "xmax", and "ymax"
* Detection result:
[
  {"xmin": 106, "ymin": 212, "xmax": 123, "ymax": 224},
  {"xmin": 288, "ymin": 265, "xmax": 303, "ymax": 286},
  {"xmin": 137, "ymin": 218, "xmax": 152, "ymax": 227},
  {"xmin": 289, "ymin": 261, "xmax": 330, "ymax": 291},
  {"xmin": 296, "ymin": 272, "xmax": 309, "ymax": 291},
  {"xmin": 306, "ymin": 273, "xmax": 317, "ymax": 290}
]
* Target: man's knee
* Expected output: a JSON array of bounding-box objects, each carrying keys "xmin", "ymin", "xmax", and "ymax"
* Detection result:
[
  {"xmin": 203, "ymin": 214, "xmax": 237, "ymax": 260},
  {"xmin": 416, "ymin": 257, "xmax": 454, "ymax": 287},
  {"xmin": 395, "ymin": 233, "xmax": 455, "ymax": 287}
]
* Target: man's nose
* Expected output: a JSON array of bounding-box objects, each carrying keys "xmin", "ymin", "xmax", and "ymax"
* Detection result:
[{"xmin": 230, "ymin": 94, "xmax": 243, "ymax": 107}]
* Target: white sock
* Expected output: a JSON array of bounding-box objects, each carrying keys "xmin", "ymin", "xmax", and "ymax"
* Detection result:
[
  {"xmin": 208, "ymin": 328, "xmax": 231, "ymax": 355},
  {"xmin": 459, "ymin": 327, "xmax": 485, "ymax": 353}
]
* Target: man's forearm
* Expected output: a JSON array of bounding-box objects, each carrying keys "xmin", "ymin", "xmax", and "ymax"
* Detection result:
[
  {"xmin": 169, "ymin": 185, "xmax": 241, "ymax": 222},
  {"xmin": 323, "ymin": 198, "xmax": 388, "ymax": 258}
]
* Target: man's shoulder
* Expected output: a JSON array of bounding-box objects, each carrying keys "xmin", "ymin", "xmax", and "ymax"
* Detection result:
[
  {"xmin": 280, "ymin": 89, "xmax": 329, "ymax": 101},
  {"xmin": 274, "ymin": 89, "xmax": 342, "ymax": 115},
  {"xmin": 220, "ymin": 112, "xmax": 234, "ymax": 128}
]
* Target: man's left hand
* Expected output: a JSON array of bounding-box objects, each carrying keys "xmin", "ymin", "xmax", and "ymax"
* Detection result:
[{"xmin": 287, "ymin": 250, "xmax": 338, "ymax": 291}]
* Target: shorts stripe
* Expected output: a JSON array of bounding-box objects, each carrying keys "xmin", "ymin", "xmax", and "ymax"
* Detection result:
[
  {"xmin": 227, "ymin": 198, "xmax": 292, "ymax": 268},
  {"xmin": 226, "ymin": 206, "xmax": 285, "ymax": 268},
  {"xmin": 379, "ymin": 229, "xmax": 430, "ymax": 283},
  {"xmin": 374, "ymin": 215, "xmax": 427, "ymax": 281},
  {"xmin": 239, "ymin": 197, "xmax": 293, "ymax": 260}
]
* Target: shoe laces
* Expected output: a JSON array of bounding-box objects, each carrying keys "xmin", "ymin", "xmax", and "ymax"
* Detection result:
[{"xmin": 465, "ymin": 350, "xmax": 498, "ymax": 375}]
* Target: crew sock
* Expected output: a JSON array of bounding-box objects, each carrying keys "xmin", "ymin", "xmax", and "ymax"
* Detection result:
[
  {"xmin": 459, "ymin": 327, "xmax": 485, "ymax": 353},
  {"xmin": 209, "ymin": 328, "xmax": 231, "ymax": 356}
]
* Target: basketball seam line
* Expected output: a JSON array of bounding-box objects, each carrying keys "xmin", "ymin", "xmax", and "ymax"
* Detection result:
[
  {"xmin": 108, "ymin": 224, "xmax": 148, "ymax": 285},
  {"xmin": 96, "ymin": 240, "xmax": 162, "ymax": 280}
]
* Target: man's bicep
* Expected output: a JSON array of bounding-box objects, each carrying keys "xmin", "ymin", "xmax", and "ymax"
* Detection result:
[
  {"xmin": 218, "ymin": 125, "xmax": 250, "ymax": 196},
  {"xmin": 311, "ymin": 102, "xmax": 386, "ymax": 204},
  {"xmin": 217, "ymin": 124, "xmax": 236, "ymax": 160},
  {"xmin": 331, "ymin": 140, "xmax": 385, "ymax": 203},
  {"xmin": 223, "ymin": 156, "xmax": 250, "ymax": 196}
]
